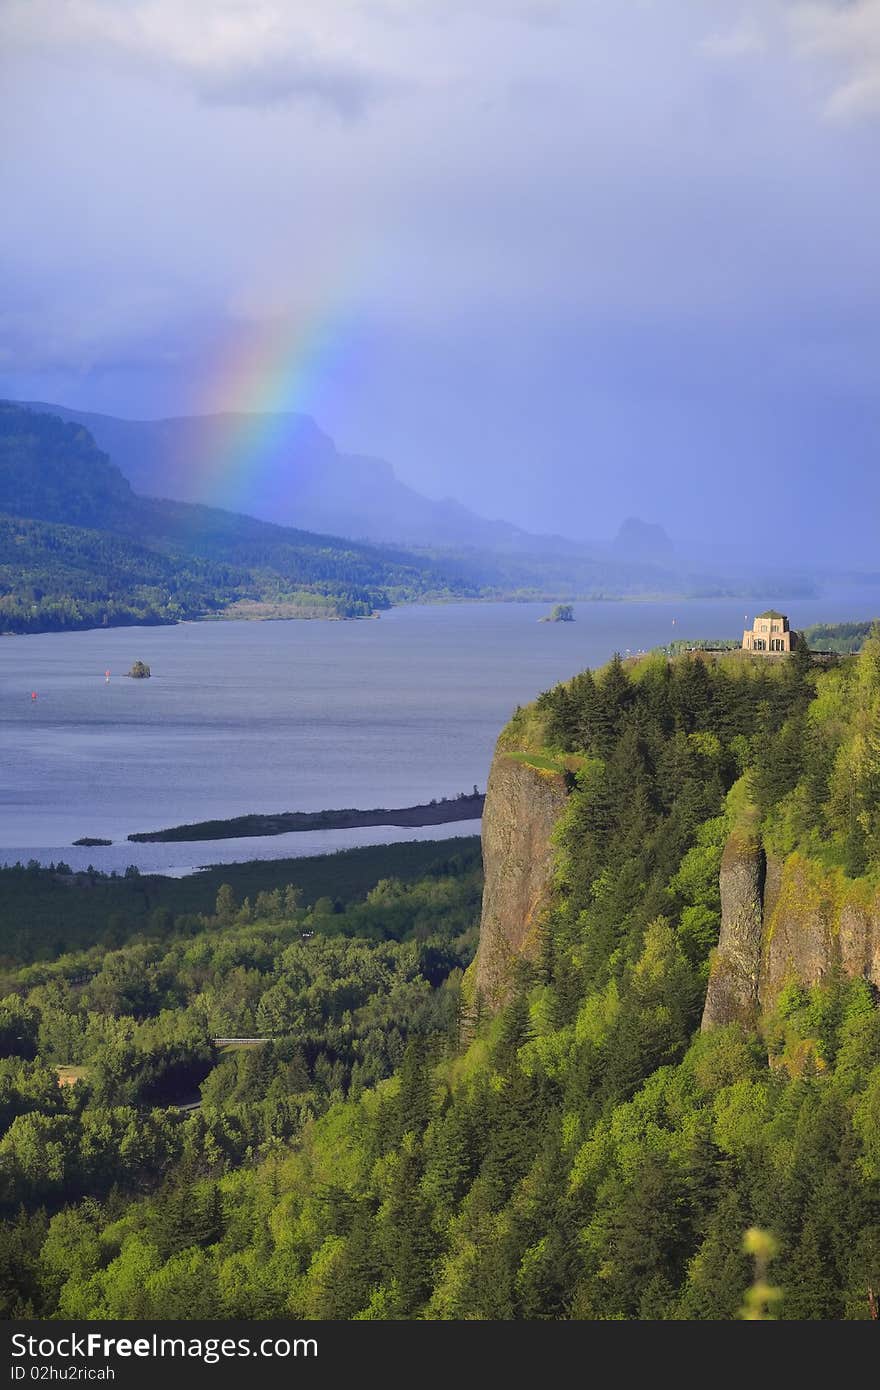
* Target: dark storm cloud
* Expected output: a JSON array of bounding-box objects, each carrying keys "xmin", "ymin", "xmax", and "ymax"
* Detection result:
[
  {"xmin": 192, "ymin": 56, "xmax": 381, "ymax": 116},
  {"xmin": 1, "ymin": 1, "xmax": 880, "ymax": 563}
]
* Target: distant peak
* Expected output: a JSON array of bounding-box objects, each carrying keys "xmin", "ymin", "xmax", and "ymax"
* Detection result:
[{"xmin": 611, "ymin": 516, "xmax": 675, "ymax": 565}]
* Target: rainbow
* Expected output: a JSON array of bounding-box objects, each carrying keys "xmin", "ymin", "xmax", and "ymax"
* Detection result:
[{"xmin": 188, "ymin": 290, "xmax": 364, "ymax": 514}]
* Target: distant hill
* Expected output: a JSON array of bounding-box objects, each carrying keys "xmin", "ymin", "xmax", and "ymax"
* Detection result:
[
  {"xmin": 0, "ymin": 403, "xmax": 477, "ymax": 633},
  {"xmin": 1, "ymin": 402, "xmax": 819, "ymax": 635},
  {"xmin": 612, "ymin": 516, "xmax": 676, "ymax": 566},
  {"xmin": 19, "ymin": 400, "xmax": 549, "ymax": 552}
]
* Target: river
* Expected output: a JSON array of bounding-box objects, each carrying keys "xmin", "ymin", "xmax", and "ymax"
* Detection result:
[{"xmin": 1, "ymin": 592, "xmax": 875, "ymax": 874}]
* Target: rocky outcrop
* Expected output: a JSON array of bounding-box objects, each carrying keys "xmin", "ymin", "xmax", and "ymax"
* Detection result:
[
  {"xmin": 700, "ymin": 833, "xmax": 766, "ymax": 1030},
  {"xmin": 838, "ymin": 895, "xmax": 880, "ymax": 989},
  {"xmin": 759, "ymin": 856, "xmax": 837, "ymax": 1010},
  {"xmin": 703, "ymin": 836, "xmax": 880, "ymax": 1029},
  {"xmin": 473, "ymin": 752, "xmax": 569, "ymax": 1011},
  {"xmin": 472, "ymin": 740, "xmax": 880, "ymax": 1029}
]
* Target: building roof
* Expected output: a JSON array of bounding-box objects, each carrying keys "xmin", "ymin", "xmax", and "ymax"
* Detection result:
[{"xmin": 756, "ymin": 610, "xmax": 786, "ymax": 620}]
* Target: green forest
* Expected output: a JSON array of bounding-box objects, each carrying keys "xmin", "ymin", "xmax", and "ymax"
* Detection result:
[
  {"xmin": 1, "ymin": 402, "xmax": 829, "ymax": 635},
  {"xmin": 3, "ymin": 636, "xmax": 880, "ymax": 1318},
  {"xmin": 0, "ymin": 403, "xmax": 477, "ymax": 631},
  {"xmin": 661, "ymin": 620, "xmax": 874, "ymax": 659}
]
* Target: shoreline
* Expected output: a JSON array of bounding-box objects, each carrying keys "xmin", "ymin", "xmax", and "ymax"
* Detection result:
[
  {"xmin": 126, "ymin": 793, "xmax": 486, "ymax": 844},
  {"xmin": 0, "ymin": 587, "xmax": 833, "ymax": 640}
]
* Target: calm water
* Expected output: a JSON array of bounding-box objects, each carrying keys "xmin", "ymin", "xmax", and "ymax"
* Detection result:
[{"xmin": 1, "ymin": 593, "xmax": 876, "ymax": 874}]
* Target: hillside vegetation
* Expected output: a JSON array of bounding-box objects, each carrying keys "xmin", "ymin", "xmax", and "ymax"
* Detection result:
[
  {"xmin": 0, "ymin": 403, "xmax": 475, "ymax": 631},
  {"xmin": 1, "ymin": 402, "xmax": 823, "ymax": 634},
  {"xmin": 659, "ymin": 620, "xmax": 875, "ymax": 660},
  {"xmin": 4, "ymin": 642, "xmax": 880, "ymax": 1317}
]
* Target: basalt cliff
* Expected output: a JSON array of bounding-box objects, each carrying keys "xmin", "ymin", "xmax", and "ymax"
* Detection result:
[
  {"xmin": 475, "ymin": 749, "xmax": 880, "ymax": 1024},
  {"xmin": 702, "ymin": 833, "xmax": 880, "ymax": 1029},
  {"xmin": 473, "ymin": 638, "xmax": 880, "ymax": 1030},
  {"xmin": 473, "ymin": 751, "xmax": 569, "ymax": 1011}
]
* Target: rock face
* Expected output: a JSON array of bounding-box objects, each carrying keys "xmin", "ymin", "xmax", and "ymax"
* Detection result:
[
  {"xmin": 473, "ymin": 739, "xmax": 880, "ymax": 1028},
  {"xmin": 701, "ymin": 833, "xmax": 766, "ymax": 1030},
  {"xmin": 474, "ymin": 752, "xmax": 569, "ymax": 1011},
  {"xmin": 703, "ymin": 834, "xmax": 880, "ymax": 1029}
]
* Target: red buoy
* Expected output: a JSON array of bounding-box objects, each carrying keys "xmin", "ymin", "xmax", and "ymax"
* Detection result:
[{"xmin": 30, "ymin": 691, "xmax": 37, "ymax": 701}]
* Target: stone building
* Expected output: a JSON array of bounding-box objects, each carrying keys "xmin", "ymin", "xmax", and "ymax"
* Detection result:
[{"xmin": 742, "ymin": 610, "xmax": 798, "ymax": 654}]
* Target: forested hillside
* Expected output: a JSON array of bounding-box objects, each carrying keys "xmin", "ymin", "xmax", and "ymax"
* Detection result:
[
  {"xmin": 0, "ymin": 404, "xmax": 476, "ymax": 631},
  {"xmin": 0, "ymin": 846, "xmax": 481, "ymax": 1316},
  {"xmin": 1, "ymin": 403, "xmax": 810, "ymax": 634},
  {"xmin": 4, "ymin": 640, "xmax": 880, "ymax": 1318},
  {"xmin": 18, "ymin": 400, "xmax": 536, "ymax": 552}
]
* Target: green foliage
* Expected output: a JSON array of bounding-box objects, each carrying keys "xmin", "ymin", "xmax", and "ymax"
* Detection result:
[
  {"xmin": 0, "ymin": 403, "xmax": 479, "ymax": 633},
  {"xmin": 739, "ymin": 1228, "xmax": 782, "ymax": 1320},
  {"xmin": 759, "ymin": 628, "xmax": 880, "ymax": 871},
  {"xmin": 6, "ymin": 649, "xmax": 880, "ymax": 1319},
  {"xmin": 0, "ymin": 844, "xmax": 479, "ymax": 1254},
  {"xmin": 803, "ymin": 621, "xmax": 876, "ymax": 655},
  {"xmin": 0, "ymin": 837, "xmax": 481, "ymax": 966},
  {"xmin": 36, "ymin": 969, "xmax": 878, "ymax": 1322},
  {"xmin": 4, "ymin": 401, "xmax": 788, "ymax": 636}
]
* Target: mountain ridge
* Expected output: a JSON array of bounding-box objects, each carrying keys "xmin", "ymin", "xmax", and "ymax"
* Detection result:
[
  {"xmin": 18, "ymin": 399, "xmax": 553, "ymax": 552},
  {"xmin": 0, "ymin": 402, "xmax": 477, "ymax": 632},
  {"xmin": 1, "ymin": 401, "xmax": 820, "ymax": 635}
]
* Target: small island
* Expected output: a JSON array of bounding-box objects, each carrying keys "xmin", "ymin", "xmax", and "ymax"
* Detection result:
[
  {"xmin": 72, "ymin": 837, "xmax": 112, "ymax": 847},
  {"xmin": 128, "ymin": 791, "xmax": 486, "ymax": 843},
  {"xmin": 126, "ymin": 660, "xmax": 151, "ymax": 679},
  {"xmin": 541, "ymin": 603, "xmax": 574, "ymax": 623}
]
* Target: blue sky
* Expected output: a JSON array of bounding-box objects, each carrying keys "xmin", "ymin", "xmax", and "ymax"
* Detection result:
[{"xmin": 1, "ymin": 1, "xmax": 878, "ymax": 561}]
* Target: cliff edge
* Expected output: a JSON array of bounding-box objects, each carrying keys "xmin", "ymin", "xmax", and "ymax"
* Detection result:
[
  {"xmin": 473, "ymin": 751, "xmax": 569, "ymax": 1011},
  {"xmin": 703, "ymin": 832, "xmax": 880, "ymax": 1029},
  {"xmin": 700, "ymin": 831, "xmax": 765, "ymax": 1029}
]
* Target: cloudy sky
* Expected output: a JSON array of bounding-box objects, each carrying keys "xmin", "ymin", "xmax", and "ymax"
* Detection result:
[{"xmin": 1, "ymin": 0, "xmax": 878, "ymax": 560}]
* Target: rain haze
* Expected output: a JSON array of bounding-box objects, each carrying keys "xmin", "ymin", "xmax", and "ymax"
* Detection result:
[{"xmin": 1, "ymin": 0, "xmax": 878, "ymax": 565}]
